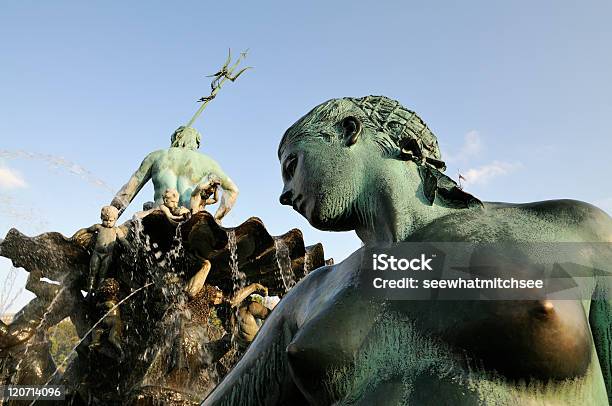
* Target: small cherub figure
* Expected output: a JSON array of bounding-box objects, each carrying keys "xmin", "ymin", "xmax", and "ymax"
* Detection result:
[
  {"xmin": 160, "ymin": 188, "xmax": 191, "ymax": 224},
  {"xmin": 89, "ymin": 278, "xmax": 124, "ymax": 360},
  {"xmin": 190, "ymin": 176, "xmax": 221, "ymax": 215},
  {"xmin": 72, "ymin": 205, "xmax": 129, "ymax": 299}
]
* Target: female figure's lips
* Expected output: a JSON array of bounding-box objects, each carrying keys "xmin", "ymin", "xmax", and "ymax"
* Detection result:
[{"xmin": 292, "ymin": 197, "xmax": 306, "ymax": 214}]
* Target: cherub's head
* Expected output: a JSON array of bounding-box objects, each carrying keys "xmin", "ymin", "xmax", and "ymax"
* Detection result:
[
  {"xmin": 205, "ymin": 180, "xmax": 220, "ymax": 196},
  {"xmin": 97, "ymin": 278, "xmax": 120, "ymax": 301},
  {"xmin": 171, "ymin": 126, "xmax": 201, "ymax": 150},
  {"xmin": 278, "ymin": 96, "xmax": 478, "ymax": 231},
  {"xmin": 163, "ymin": 189, "xmax": 180, "ymax": 209},
  {"xmin": 100, "ymin": 206, "xmax": 119, "ymax": 228}
]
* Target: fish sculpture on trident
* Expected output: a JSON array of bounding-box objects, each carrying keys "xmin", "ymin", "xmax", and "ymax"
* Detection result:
[{"xmin": 110, "ymin": 49, "xmax": 251, "ymax": 224}]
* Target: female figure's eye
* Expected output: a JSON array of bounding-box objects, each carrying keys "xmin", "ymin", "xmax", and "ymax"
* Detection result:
[{"xmin": 283, "ymin": 154, "xmax": 298, "ymax": 180}]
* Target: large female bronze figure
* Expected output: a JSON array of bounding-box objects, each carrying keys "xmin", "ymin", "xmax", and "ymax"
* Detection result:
[{"xmin": 204, "ymin": 96, "xmax": 612, "ymax": 405}]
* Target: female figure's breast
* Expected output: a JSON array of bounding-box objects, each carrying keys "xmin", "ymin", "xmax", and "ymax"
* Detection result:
[
  {"xmin": 287, "ymin": 296, "xmax": 592, "ymax": 405},
  {"xmin": 443, "ymin": 299, "xmax": 592, "ymax": 380}
]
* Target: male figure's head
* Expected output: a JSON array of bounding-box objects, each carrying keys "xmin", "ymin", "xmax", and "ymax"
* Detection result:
[
  {"xmin": 170, "ymin": 126, "xmax": 201, "ymax": 150},
  {"xmin": 100, "ymin": 206, "xmax": 119, "ymax": 228},
  {"xmin": 212, "ymin": 286, "xmax": 224, "ymax": 305},
  {"xmin": 278, "ymin": 96, "xmax": 476, "ymax": 233},
  {"xmin": 163, "ymin": 189, "xmax": 180, "ymax": 209}
]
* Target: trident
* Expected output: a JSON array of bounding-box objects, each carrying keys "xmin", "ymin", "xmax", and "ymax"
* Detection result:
[{"xmin": 184, "ymin": 49, "xmax": 251, "ymax": 128}]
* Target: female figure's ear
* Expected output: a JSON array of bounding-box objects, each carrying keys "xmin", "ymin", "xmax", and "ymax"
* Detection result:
[{"xmin": 341, "ymin": 116, "xmax": 362, "ymax": 147}]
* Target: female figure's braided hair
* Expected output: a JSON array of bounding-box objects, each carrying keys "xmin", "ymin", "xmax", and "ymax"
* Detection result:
[
  {"xmin": 280, "ymin": 95, "xmax": 483, "ymax": 209},
  {"xmin": 349, "ymin": 96, "xmax": 482, "ymax": 209}
]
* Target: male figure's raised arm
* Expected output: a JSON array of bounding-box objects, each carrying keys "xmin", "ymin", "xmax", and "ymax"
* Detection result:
[
  {"xmin": 229, "ymin": 283, "xmax": 267, "ymax": 307},
  {"xmin": 111, "ymin": 152, "xmax": 157, "ymax": 216},
  {"xmin": 214, "ymin": 174, "xmax": 239, "ymax": 222}
]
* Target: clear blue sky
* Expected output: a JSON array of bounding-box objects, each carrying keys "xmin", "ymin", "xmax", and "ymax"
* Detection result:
[{"xmin": 1, "ymin": 1, "xmax": 611, "ymax": 312}]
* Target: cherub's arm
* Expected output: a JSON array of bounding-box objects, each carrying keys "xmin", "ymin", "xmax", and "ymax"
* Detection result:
[
  {"xmin": 111, "ymin": 152, "xmax": 157, "ymax": 217},
  {"xmin": 177, "ymin": 206, "xmax": 191, "ymax": 217},
  {"xmin": 185, "ymin": 260, "xmax": 211, "ymax": 299},
  {"xmin": 116, "ymin": 228, "xmax": 131, "ymax": 249},
  {"xmin": 159, "ymin": 204, "xmax": 185, "ymax": 224},
  {"xmin": 71, "ymin": 224, "xmax": 99, "ymax": 240}
]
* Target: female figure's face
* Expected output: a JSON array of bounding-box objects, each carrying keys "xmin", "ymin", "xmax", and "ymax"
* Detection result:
[{"xmin": 279, "ymin": 135, "xmax": 365, "ymax": 232}]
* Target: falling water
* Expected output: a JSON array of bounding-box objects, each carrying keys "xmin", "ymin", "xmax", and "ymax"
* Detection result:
[
  {"xmin": 0, "ymin": 266, "xmax": 23, "ymax": 316},
  {"xmin": 117, "ymin": 216, "xmax": 203, "ymax": 400},
  {"xmin": 0, "ymin": 150, "xmax": 111, "ymax": 325},
  {"xmin": 0, "ymin": 150, "xmax": 114, "ymax": 193},
  {"xmin": 30, "ymin": 282, "xmax": 155, "ymax": 405},
  {"xmin": 11, "ymin": 284, "xmax": 67, "ymax": 385},
  {"xmin": 274, "ymin": 239, "xmax": 295, "ymax": 292},
  {"xmin": 142, "ymin": 227, "xmax": 188, "ymax": 369},
  {"xmin": 227, "ymin": 230, "xmax": 245, "ymax": 293},
  {"xmin": 0, "ymin": 194, "xmax": 50, "ymax": 232},
  {"xmin": 216, "ymin": 230, "xmax": 246, "ymax": 371}
]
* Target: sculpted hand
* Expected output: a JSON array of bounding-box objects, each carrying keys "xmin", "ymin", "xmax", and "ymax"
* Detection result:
[{"xmin": 254, "ymin": 284, "xmax": 268, "ymax": 296}]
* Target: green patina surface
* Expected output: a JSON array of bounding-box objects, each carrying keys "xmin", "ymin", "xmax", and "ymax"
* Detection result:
[
  {"xmin": 204, "ymin": 96, "xmax": 612, "ymax": 406},
  {"xmin": 110, "ymin": 126, "xmax": 239, "ymax": 222}
]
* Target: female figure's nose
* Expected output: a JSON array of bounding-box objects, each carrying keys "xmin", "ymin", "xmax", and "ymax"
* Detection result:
[{"xmin": 279, "ymin": 189, "xmax": 293, "ymax": 205}]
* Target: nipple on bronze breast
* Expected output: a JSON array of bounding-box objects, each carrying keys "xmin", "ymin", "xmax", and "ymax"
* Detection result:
[{"xmin": 532, "ymin": 300, "xmax": 555, "ymax": 319}]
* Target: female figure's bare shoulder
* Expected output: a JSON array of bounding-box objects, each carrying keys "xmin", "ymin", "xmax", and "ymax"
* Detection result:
[{"xmin": 412, "ymin": 199, "xmax": 612, "ymax": 242}]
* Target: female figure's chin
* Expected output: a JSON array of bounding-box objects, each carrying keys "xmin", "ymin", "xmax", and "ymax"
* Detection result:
[
  {"xmin": 307, "ymin": 212, "xmax": 353, "ymax": 232},
  {"xmin": 304, "ymin": 211, "xmax": 330, "ymax": 230}
]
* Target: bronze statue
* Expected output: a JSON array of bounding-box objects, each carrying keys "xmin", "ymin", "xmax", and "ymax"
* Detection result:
[
  {"xmin": 185, "ymin": 259, "xmax": 213, "ymax": 299},
  {"xmin": 159, "ymin": 188, "xmax": 192, "ymax": 224},
  {"xmin": 0, "ymin": 49, "xmax": 333, "ymax": 402},
  {"xmin": 191, "ymin": 176, "xmax": 221, "ymax": 215},
  {"xmin": 194, "ymin": 283, "xmax": 271, "ymax": 351},
  {"xmin": 204, "ymin": 96, "xmax": 612, "ymax": 405},
  {"xmin": 89, "ymin": 278, "xmax": 124, "ymax": 361},
  {"xmin": 228, "ymin": 283, "xmax": 270, "ymax": 349},
  {"xmin": 110, "ymin": 126, "xmax": 239, "ymax": 223},
  {"xmin": 72, "ymin": 205, "xmax": 129, "ymax": 297},
  {"xmin": 110, "ymin": 50, "xmax": 248, "ymax": 224},
  {"xmin": 0, "ymin": 270, "xmax": 73, "ymax": 386}
]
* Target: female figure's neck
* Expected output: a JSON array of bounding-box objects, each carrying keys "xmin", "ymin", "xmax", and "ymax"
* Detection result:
[{"xmin": 354, "ymin": 161, "xmax": 464, "ymax": 245}]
